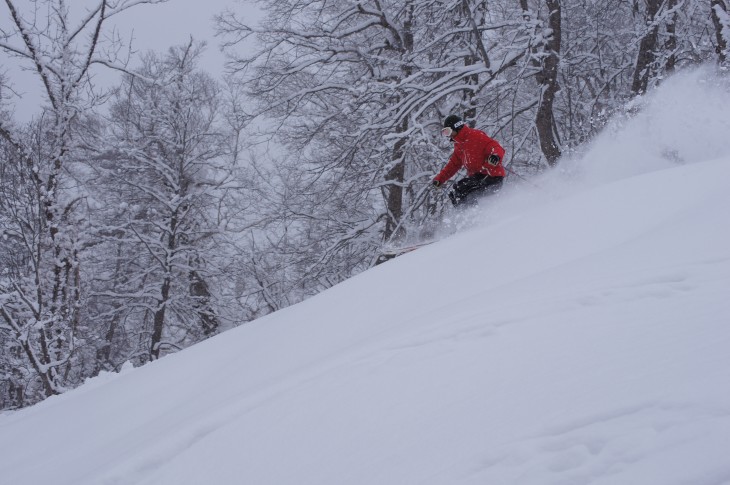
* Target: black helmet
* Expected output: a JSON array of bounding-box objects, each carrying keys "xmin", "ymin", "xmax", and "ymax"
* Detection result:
[{"xmin": 443, "ymin": 114, "xmax": 466, "ymax": 132}]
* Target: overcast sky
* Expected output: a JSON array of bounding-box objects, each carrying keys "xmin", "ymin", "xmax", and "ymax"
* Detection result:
[{"xmin": 1, "ymin": 0, "xmax": 262, "ymax": 122}]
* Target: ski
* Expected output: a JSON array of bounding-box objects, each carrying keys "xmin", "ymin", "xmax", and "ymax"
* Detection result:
[{"xmin": 380, "ymin": 241, "xmax": 436, "ymax": 257}]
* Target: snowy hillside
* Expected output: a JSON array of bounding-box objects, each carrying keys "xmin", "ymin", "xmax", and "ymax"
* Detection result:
[{"xmin": 1, "ymin": 69, "xmax": 730, "ymax": 485}]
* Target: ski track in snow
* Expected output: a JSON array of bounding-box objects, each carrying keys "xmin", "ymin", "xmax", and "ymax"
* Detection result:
[{"xmin": 453, "ymin": 402, "xmax": 730, "ymax": 485}]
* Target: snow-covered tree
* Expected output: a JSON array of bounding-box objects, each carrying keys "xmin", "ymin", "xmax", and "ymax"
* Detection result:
[
  {"xmin": 0, "ymin": 0, "xmax": 165, "ymax": 407},
  {"xmin": 90, "ymin": 41, "xmax": 237, "ymax": 362},
  {"xmin": 214, "ymin": 0, "xmax": 727, "ymax": 310},
  {"xmin": 218, "ymin": 1, "xmax": 552, "ymax": 274}
]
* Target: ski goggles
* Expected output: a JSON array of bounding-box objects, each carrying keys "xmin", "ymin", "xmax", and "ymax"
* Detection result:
[{"xmin": 441, "ymin": 120, "xmax": 465, "ymax": 136}]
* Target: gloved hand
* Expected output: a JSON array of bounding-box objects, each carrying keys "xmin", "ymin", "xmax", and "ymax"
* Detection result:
[
  {"xmin": 432, "ymin": 180, "xmax": 442, "ymax": 189},
  {"xmin": 488, "ymin": 154, "xmax": 501, "ymax": 165}
]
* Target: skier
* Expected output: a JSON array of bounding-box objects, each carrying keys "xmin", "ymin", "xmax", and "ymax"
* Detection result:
[{"xmin": 432, "ymin": 115, "xmax": 506, "ymax": 206}]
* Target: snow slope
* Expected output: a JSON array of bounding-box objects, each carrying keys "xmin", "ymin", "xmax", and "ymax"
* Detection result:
[{"xmin": 1, "ymin": 69, "xmax": 730, "ymax": 485}]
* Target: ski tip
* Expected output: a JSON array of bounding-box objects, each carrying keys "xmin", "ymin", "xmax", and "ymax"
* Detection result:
[{"xmin": 379, "ymin": 240, "xmax": 436, "ymax": 257}]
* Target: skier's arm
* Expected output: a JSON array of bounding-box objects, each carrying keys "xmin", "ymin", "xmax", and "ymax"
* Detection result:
[
  {"xmin": 434, "ymin": 153, "xmax": 461, "ymax": 184},
  {"xmin": 484, "ymin": 135, "xmax": 505, "ymax": 162}
]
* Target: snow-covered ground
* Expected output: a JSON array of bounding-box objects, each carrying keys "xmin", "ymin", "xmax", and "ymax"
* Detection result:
[{"xmin": 1, "ymin": 69, "xmax": 729, "ymax": 485}]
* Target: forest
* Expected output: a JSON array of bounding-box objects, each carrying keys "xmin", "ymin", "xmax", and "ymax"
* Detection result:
[{"xmin": 1, "ymin": 0, "xmax": 728, "ymax": 409}]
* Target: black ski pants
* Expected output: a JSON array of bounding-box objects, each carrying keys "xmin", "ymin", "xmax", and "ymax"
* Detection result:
[{"xmin": 448, "ymin": 173, "xmax": 503, "ymax": 206}]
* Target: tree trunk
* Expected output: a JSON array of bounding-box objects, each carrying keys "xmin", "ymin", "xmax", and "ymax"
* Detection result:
[
  {"xmin": 631, "ymin": 0, "xmax": 662, "ymax": 96},
  {"xmin": 383, "ymin": 124, "xmax": 406, "ymax": 242},
  {"xmin": 534, "ymin": 0, "xmax": 562, "ymax": 166},
  {"xmin": 96, "ymin": 242, "xmax": 125, "ymax": 371},
  {"xmin": 461, "ymin": 0, "xmax": 489, "ymax": 123},
  {"xmin": 665, "ymin": 0, "xmax": 678, "ymax": 74},
  {"xmin": 712, "ymin": 0, "xmax": 729, "ymax": 66},
  {"xmin": 150, "ymin": 277, "xmax": 171, "ymax": 360},
  {"xmin": 382, "ymin": 3, "xmax": 414, "ymax": 243},
  {"xmin": 150, "ymin": 211, "xmax": 178, "ymax": 360},
  {"xmin": 190, "ymin": 269, "xmax": 220, "ymax": 337}
]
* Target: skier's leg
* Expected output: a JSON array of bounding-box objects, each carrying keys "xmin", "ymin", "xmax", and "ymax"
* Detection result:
[
  {"xmin": 449, "ymin": 174, "xmax": 487, "ymax": 206},
  {"xmin": 477, "ymin": 176, "xmax": 504, "ymax": 197}
]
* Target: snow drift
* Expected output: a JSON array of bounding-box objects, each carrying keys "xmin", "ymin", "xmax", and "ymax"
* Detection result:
[{"xmin": 1, "ymin": 68, "xmax": 729, "ymax": 485}]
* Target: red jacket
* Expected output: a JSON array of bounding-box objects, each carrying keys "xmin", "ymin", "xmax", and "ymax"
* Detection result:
[{"xmin": 434, "ymin": 125, "xmax": 506, "ymax": 184}]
